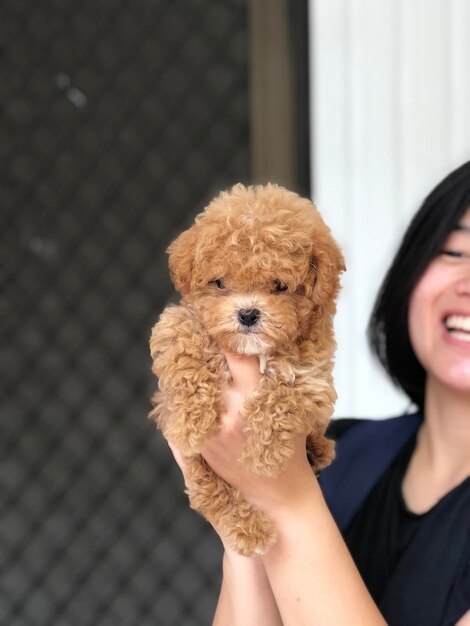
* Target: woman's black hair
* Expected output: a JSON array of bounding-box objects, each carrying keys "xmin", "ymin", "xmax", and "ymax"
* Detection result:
[{"xmin": 368, "ymin": 161, "xmax": 470, "ymax": 410}]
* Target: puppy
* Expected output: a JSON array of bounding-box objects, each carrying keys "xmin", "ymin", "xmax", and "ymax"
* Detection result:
[{"xmin": 149, "ymin": 183, "xmax": 344, "ymax": 556}]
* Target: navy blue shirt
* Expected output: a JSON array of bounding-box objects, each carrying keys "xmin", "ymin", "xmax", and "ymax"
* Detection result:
[{"xmin": 320, "ymin": 415, "xmax": 470, "ymax": 625}]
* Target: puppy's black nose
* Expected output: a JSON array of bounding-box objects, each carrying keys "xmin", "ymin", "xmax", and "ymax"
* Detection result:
[{"xmin": 238, "ymin": 308, "xmax": 261, "ymax": 327}]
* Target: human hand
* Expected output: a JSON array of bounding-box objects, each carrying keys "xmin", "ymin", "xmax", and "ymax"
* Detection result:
[
  {"xmin": 167, "ymin": 351, "xmax": 317, "ymax": 518},
  {"xmin": 198, "ymin": 351, "xmax": 261, "ymax": 484}
]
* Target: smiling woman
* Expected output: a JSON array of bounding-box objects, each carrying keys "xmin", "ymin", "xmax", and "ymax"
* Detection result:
[
  {"xmin": 328, "ymin": 161, "xmax": 470, "ymax": 624},
  {"xmin": 369, "ymin": 161, "xmax": 470, "ymax": 411},
  {"xmin": 408, "ymin": 209, "xmax": 470, "ymax": 395}
]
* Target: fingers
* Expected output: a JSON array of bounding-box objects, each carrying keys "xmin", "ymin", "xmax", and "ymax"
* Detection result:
[
  {"xmin": 168, "ymin": 442, "xmax": 194, "ymax": 490},
  {"xmin": 224, "ymin": 352, "xmax": 261, "ymax": 395}
]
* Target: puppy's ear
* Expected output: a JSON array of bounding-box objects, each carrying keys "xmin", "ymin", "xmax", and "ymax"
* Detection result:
[
  {"xmin": 310, "ymin": 236, "xmax": 346, "ymax": 308},
  {"xmin": 167, "ymin": 226, "xmax": 198, "ymax": 294}
]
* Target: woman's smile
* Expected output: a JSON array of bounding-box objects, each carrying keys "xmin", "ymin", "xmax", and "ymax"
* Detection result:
[{"xmin": 443, "ymin": 313, "xmax": 470, "ymax": 344}]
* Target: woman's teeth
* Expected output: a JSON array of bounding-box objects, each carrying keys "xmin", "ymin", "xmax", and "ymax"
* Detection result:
[{"xmin": 445, "ymin": 315, "xmax": 470, "ymax": 341}]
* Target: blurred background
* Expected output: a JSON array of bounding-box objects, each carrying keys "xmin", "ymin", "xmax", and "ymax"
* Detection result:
[
  {"xmin": 312, "ymin": 0, "xmax": 470, "ymax": 418},
  {"xmin": 1, "ymin": 1, "xmax": 308, "ymax": 624},
  {"xmin": 2, "ymin": 0, "xmax": 470, "ymax": 624}
]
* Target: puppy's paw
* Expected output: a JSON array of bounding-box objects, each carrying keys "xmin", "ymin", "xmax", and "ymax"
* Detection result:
[
  {"xmin": 307, "ymin": 434, "xmax": 335, "ymax": 472},
  {"xmin": 223, "ymin": 507, "xmax": 276, "ymax": 557},
  {"xmin": 186, "ymin": 459, "xmax": 276, "ymax": 556}
]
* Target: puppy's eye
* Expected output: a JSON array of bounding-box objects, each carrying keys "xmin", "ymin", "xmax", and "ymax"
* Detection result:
[
  {"xmin": 209, "ymin": 278, "xmax": 225, "ymax": 289},
  {"xmin": 272, "ymin": 279, "xmax": 288, "ymax": 294}
]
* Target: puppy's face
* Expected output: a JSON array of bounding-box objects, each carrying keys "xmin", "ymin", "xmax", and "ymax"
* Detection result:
[
  {"xmin": 189, "ymin": 272, "xmax": 313, "ymax": 355},
  {"xmin": 167, "ymin": 184, "xmax": 344, "ymax": 355}
]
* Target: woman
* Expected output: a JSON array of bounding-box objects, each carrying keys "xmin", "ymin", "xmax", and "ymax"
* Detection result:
[{"xmin": 171, "ymin": 162, "xmax": 470, "ymax": 625}]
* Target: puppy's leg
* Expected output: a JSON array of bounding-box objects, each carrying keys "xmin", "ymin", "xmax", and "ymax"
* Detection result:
[
  {"xmin": 239, "ymin": 382, "xmax": 302, "ymax": 476},
  {"xmin": 306, "ymin": 433, "xmax": 335, "ymax": 473},
  {"xmin": 149, "ymin": 305, "xmax": 228, "ymax": 453},
  {"xmin": 240, "ymin": 376, "xmax": 335, "ymax": 477},
  {"xmin": 185, "ymin": 455, "xmax": 276, "ymax": 557}
]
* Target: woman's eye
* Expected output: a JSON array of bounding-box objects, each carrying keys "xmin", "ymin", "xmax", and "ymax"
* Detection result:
[
  {"xmin": 209, "ymin": 278, "xmax": 225, "ymax": 289},
  {"xmin": 272, "ymin": 279, "xmax": 288, "ymax": 293},
  {"xmin": 440, "ymin": 249, "xmax": 465, "ymax": 258}
]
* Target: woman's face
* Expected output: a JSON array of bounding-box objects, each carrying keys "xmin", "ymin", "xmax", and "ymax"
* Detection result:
[{"xmin": 408, "ymin": 207, "xmax": 470, "ymax": 393}]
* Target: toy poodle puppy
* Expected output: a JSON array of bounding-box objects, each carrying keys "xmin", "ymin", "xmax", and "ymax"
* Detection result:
[{"xmin": 149, "ymin": 183, "xmax": 345, "ymax": 556}]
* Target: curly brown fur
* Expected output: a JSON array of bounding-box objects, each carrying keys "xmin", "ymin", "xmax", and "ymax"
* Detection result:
[{"xmin": 149, "ymin": 183, "xmax": 345, "ymax": 556}]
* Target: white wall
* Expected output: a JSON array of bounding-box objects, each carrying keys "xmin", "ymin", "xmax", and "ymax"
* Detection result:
[{"xmin": 309, "ymin": 0, "xmax": 470, "ymax": 418}]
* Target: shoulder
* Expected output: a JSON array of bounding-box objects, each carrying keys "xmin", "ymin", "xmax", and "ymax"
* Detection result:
[
  {"xmin": 326, "ymin": 417, "xmax": 364, "ymax": 440},
  {"xmin": 320, "ymin": 412, "xmax": 423, "ymax": 530},
  {"xmin": 326, "ymin": 412, "xmax": 423, "ymax": 445}
]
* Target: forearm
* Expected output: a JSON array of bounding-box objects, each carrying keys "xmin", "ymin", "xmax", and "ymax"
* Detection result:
[
  {"xmin": 213, "ymin": 550, "xmax": 283, "ymax": 626},
  {"xmin": 262, "ymin": 477, "xmax": 386, "ymax": 626}
]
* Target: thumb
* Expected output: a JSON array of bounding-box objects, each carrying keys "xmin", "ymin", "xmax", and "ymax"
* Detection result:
[
  {"xmin": 224, "ymin": 352, "xmax": 261, "ymax": 394},
  {"xmin": 168, "ymin": 441, "xmax": 186, "ymax": 471}
]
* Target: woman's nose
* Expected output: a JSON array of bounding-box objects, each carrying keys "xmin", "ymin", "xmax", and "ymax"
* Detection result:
[{"xmin": 455, "ymin": 273, "xmax": 470, "ymax": 296}]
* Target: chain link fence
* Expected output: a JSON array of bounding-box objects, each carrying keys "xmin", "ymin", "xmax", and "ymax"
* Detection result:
[{"xmin": 1, "ymin": 1, "xmax": 250, "ymax": 624}]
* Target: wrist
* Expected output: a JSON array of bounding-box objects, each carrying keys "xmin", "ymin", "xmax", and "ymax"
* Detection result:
[
  {"xmin": 254, "ymin": 466, "xmax": 322, "ymax": 521},
  {"xmin": 261, "ymin": 474, "xmax": 334, "ymax": 557},
  {"xmin": 223, "ymin": 546, "xmax": 263, "ymax": 570}
]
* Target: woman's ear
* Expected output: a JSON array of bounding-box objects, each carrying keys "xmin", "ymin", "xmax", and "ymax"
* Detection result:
[{"xmin": 167, "ymin": 226, "xmax": 198, "ymax": 294}]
